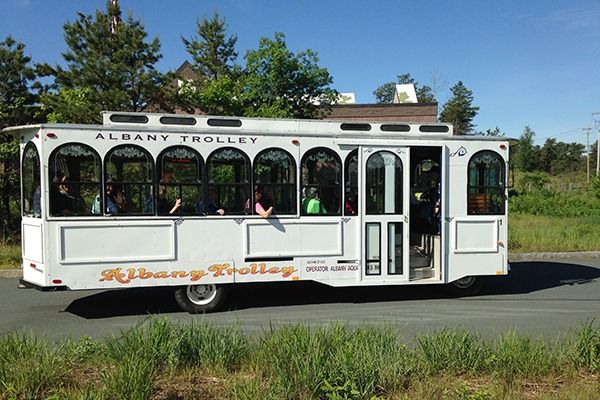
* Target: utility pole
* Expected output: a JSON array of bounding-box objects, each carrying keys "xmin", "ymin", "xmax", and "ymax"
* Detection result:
[
  {"xmin": 583, "ymin": 127, "xmax": 592, "ymax": 183},
  {"xmin": 594, "ymin": 113, "xmax": 600, "ymax": 177}
]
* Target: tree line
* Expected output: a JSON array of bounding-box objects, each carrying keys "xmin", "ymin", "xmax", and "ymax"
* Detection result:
[{"xmin": 0, "ymin": 1, "xmax": 595, "ymax": 239}]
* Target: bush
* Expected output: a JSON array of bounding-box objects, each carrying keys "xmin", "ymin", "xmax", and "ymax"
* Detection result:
[{"xmin": 509, "ymin": 190, "xmax": 600, "ymax": 217}]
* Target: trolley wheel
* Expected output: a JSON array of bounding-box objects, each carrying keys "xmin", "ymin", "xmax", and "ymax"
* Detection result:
[
  {"xmin": 446, "ymin": 276, "xmax": 485, "ymax": 297},
  {"xmin": 174, "ymin": 284, "xmax": 229, "ymax": 313}
]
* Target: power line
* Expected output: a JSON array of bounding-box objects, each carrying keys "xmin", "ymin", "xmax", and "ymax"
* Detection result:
[{"xmin": 537, "ymin": 127, "xmax": 587, "ymax": 142}]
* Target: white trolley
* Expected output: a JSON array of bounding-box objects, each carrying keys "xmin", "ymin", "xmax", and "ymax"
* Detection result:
[{"xmin": 11, "ymin": 112, "xmax": 509, "ymax": 312}]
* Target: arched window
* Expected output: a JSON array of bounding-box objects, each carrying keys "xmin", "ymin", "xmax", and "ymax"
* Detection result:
[
  {"xmin": 105, "ymin": 145, "xmax": 154, "ymax": 215},
  {"xmin": 344, "ymin": 149, "xmax": 358, "ymax": 216},
  {"xmin": 207, "ymin": 148, "xmax": 250, "ymax": 215},
  {"xmin": 301, "ymin": 147, "xmax": 341, "ymax": 215},
  {"xmin": 365, "ymin": 151, "xmax": 403, "ymax": 214},
  {"xmin": 157, "ymin": 146, "xmax": 203, "ymax": 215},
  {"xmin": 48, "ymin": 143, "xmax": 101, "ymax": 216},
  {"xmin": 22, "ymin": 142, "xmax": 41, "ymax": 217},
  {"xmin": 254, "ymin": 148, "xmax": 296, "ymax": 215},
  {"xmin": 467, "ymin": 150, "xmax": 506, "ymax": 215}
]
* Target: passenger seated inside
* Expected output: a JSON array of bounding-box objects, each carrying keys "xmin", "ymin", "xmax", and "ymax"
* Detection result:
[
  {"xmin": 100, "ymin": 182, "xmax": 125, "ymax": 215},
  {"xmin": 303, "ymin": 187, "xmax": 327, "ymax": 214},
  {"xmin": 411, "ymin": 164, "xmax": 440, "ymax": 234},
  {"xmin": 51, "ymin": 173, "xmax": 74, "ymax": 215},
  {"xmin": 345, "ymin": 188, "xmax": 357, "ymax": 215},
  {"xmin": 157, "ymin": 186, "xmax": 181, "ymax": 214},
  {"xmin": 246, "ymin": 185, "xmax": 273, "ymax": 218},
  {"xmin": 196, "ymin": 188, "xmax": 224, "ymax": 215}
]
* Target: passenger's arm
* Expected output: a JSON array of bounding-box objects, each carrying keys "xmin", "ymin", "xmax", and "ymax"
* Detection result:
[{"xmin": 169, "ymin": 198, "xmax": 182, "ymax": 214}]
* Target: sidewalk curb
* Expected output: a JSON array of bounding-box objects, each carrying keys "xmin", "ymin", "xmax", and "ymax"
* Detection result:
[
  {"xmin": 2, "ymin": 251, "xmax": 599, "ymax": 279},
  {"xmin": 0, "ymin": 269, "xmax": 23, "ymax": 278}
]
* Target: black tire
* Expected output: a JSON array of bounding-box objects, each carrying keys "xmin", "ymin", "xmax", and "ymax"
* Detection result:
[
  {"xmin": 174, "ymin": 284, "xmax": 229, "ymax": 313},
  {"xmin": 445, "ymin": 276, "xmax": 485, "ymax": 297}
]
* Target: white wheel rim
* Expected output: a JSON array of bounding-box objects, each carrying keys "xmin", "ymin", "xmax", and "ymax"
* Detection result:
[
  {"xmin": 186, "ymin": 284, "xmax": 218, "ymax": 306},
  {"xmin": 453, "ymin": 276, "xmax": 475, "ymax": 289}
]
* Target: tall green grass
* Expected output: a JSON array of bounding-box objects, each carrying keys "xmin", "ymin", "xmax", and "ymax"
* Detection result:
[
  {"xmin": 0, "ymin": 241, "xmax": 20, "ymax": 270},
  {"xmin": 0, "ymin": 319, "xmax": 599, "ymax": 399},
  {"xmin": 249, "ymin": 324, "xmax": 414, "ymax": 399},
  {"xmin": 0, "ymin": 334, "xmax": 76, "ymax": 399},
  {"xmin": 509, "ymin": 214, "xmax": 600, "ymax": 252}
]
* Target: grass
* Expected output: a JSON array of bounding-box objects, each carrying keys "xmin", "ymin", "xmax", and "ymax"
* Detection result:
[
  {"xmin": 0, "ymin": 319, "xmax": 599, "ymax": 400},
  {"xmin": 0, "ymin": 242, "xmax": 20, "ymax": 270},
  {"xmin": 509, "ymin": 214, "xmax": 600, "ymax": 252}
]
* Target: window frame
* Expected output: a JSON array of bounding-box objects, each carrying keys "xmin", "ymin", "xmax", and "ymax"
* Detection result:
[
  {"xmin": 104, "ymin": 144, "xmax": 155, "ymax": 216},
  {"xmin": 156, "ymin": 145, "xmax": 203, "ymax": 216},
  {"xmin": 344, "ymin": 149, "xmax": 358, "ymax": 216},
  {"xmin": 300, "ymin": 147, "xmax": 342, "ymax": 216},
  {"xmin": 253, "ymin": 147, "xmax": 297, "ymax": 216},
  {"xmin": 206, "ymin": 147, "xmax": 251, "ymax": 216},
  {"xmin": 21, "ymin": 142, "xmax": 41, "ymax": 218},
  {"xmin": 48, "ymin": 142, "xmax": 102, "ymax": 217},
  {"xmin": 365, "ymin": 150, "xmax": 404, "ymax": 215},
  {"xmin": 467, "ymin": 150, "xmax": 506, "ymax": 216}
]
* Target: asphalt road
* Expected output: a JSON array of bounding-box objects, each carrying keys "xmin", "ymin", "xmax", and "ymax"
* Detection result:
[{"xmin": 1, "ymin": 259, "xmax": 599, "ymax": 341}]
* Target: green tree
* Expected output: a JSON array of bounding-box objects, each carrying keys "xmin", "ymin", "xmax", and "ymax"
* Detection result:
[
  {"xmin": 514, "ymin": 126, "xmax": 539, "ymax": 172},
  {"xmin": 179, "ymin": 74, "xmax": 245, "ymax": 116},
  {"xmin": 242, "ymin": 32, "xmax": 337, "ymax": 118},
  {"xmin": 539, "ymin": 138, "xmax": 558, "ymax": 174},
  {"xmin": 180, "ymin": 12, "xmax": 243, "ymax": 115},
  {"xmin": 439, "ymin": 81, "xmax": 479, "ymax": 134},
  {"xmin": 0, "ymin": 36, "xmax": 40, "ymax": 239},
  {"xmin": 182, "ymin": 12, "xmax": 238, "ymax": 81},
  {"xmin": 373, "ymin": 73, "xmax": 435, "ymax": 104},
  {"xmin": 40, "ymin": 1, "xmax": 172, "ymax": 123},
  {"xmin": 539, "ymin": 138, "xmax": 585, "ymax": 175}
]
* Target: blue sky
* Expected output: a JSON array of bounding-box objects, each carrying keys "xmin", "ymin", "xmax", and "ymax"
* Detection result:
[{"xmin": 2, "ymin": 0, "xmax": 600, "ymax": 145}]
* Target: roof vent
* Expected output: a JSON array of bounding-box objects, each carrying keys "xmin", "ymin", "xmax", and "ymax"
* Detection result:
[
  {"xmin": 109, "ymin": 114, "xmax": 149, "ymax": 124},
  {"xmin": 340, "ymin": 123, "xmax": 371, "ymax": 131},
  {"xmin": 380, "ymin": 124, "xmax": 410, "ymax": 132},
  {"xmin": 419, "ymin": 125, "xmax": 449, "ymax": 133},
  {"xmin": 160, "ymin": 116, "xmax": 196, "ymax": 126},
  {"xmin": 207, "ymin": 118, "xmax": 242, "ymax": 127}
]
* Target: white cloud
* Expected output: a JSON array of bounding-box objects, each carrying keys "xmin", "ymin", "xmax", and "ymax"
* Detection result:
[{"xmin": 543, "ymin": 6, "xmax": 600, "ymax": 30}]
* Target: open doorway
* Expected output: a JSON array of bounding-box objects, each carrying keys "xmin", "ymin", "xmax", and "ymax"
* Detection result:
[{"xmin": 409, "ymin": 146, "xmax": 442, "ymax": 280}]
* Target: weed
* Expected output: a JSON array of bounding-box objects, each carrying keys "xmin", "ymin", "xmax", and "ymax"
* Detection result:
[
  {"xmin": 417, "ymin": 329, "xmax": 488, "ymax": 374},
  {"xmin": 177, "ymin": 322, "xmax": 249, "ymax": 370},
  {"xmin": 101, "ymin": 353, "xmax": 154, "ymax": 400},
  {"xmin": 490, "ymin": 331, "xmax": 560, "ymax": 381},
  {"xmin": 574, "ymin": 320, "xmax": 600, "ymax": 372},
  {"xmin": 0, "ymin": 334, "xmax": 75, "ymax": 399},
  {"xmin": 103, "ymin": 318, "xmax": 180, "ymax": 372}
]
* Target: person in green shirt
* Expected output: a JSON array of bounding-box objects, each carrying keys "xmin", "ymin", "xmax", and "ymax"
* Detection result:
[{"xmin": 304, "ymin": 188, "xmax": 327, "ymax": 214}]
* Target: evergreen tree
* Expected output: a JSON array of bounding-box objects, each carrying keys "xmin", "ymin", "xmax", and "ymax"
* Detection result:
[
  {"xmin": 40, "ymin": 1, "xmax": 171, "ymax": 123},
  {"xmin": 514, "ymin": 126, "xmax": 539, "ymax": 172},
  {"xmin": 0, "ymin": 36, "xmax": 40, "ymax": 238},
  {"xmin": 242, "ymin": 32, "xmax": 337, "ymax": 119},
  {"xmin": 182, "ymin": 12, "xmax": 238, "ymax": 80},
  {"xmin": 373, "ymin": 73, "xmax": 436, "ymax": 104},
  {"xmin": 180, "ymin": 12, "xmax": 242, "ymax": 115},
  {"xmin": 439, "ymin": 81, "xmax": 479, "ymax": 134}
]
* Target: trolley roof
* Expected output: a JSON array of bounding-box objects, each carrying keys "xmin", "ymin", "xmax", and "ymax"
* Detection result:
[{"xmin": 4, "ymin": 111, "xmax": 509, "ymax": 142}]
